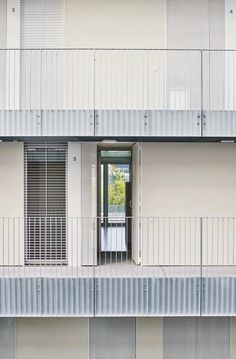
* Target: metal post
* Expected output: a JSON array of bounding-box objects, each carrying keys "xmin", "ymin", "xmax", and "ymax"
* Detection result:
[{"xmin": 200, "ymin": 217, "xmax": 203, "ymax": 316}]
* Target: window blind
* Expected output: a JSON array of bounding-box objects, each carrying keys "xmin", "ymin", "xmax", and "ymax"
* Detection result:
[{"xmin": 24, "ymin": 143, "xmax": 67, "ymax": 264}]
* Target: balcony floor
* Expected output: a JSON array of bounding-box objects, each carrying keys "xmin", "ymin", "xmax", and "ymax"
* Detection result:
[{"xmin": 1, "ymin": 262, "xmax": 236, "ymax": 278}]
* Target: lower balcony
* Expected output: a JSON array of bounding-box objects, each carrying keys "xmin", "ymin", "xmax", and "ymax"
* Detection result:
[{"xmin": 0, "ymin": 216, "xmax": 236, "ymax": 317}]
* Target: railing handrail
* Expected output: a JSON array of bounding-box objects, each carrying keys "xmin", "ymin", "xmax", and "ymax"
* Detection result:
[
  {"xmin": 1, "ymin": 47, "xmax": 235, "ymax": 114},
  {"xmin": 0, "ymin": 47, "xmax": 236, "ymax": 51},
  {"xmin": 0, "ymin": 216, "xmax": 236, "ymax": 219}
]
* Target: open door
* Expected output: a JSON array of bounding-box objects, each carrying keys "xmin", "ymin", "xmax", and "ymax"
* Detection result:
[
  {"xmin": 132, "ymin": 143, "xmax": 141, "ymax": 265},
  {"xmin": 98, "ymin": 149, "xmax": 132, "ymax": 264}
]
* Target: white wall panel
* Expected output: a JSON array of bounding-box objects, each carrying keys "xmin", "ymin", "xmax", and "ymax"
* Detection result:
[
  {"xmin": 167, "ymin": 1, "xmax": 225, "ymax": 113},
  {"xmin": 225, "ymin": 0, "xmax": 236, "ymax": 50},
  {"xmin": 167, "ymin": 0, "xmax": 225, "ymax": 49}
]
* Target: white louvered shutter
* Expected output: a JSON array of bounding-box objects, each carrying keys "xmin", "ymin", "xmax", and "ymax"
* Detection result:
[
  {"xmin": 20, "ymin": 0, "xmax": 65, "ymax": 48},
  {"xmin": 24, "ymin": 143, "xmax": 67, "ymax": 264},
  {"xmin": 20, "ymin": 0, "xmax": 65, "ymax": 109}
]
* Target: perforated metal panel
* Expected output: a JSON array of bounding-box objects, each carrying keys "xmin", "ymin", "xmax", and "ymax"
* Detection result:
[
  {"xmin": 203, "ymin": 110, "xmax": 236, "ymax": 137},
  {"xmin": 0, "ymin": 318, "xmax": 15, "ymax": 359},
  {"xmin": 90, "ymin": 318, "xmax": 136, "ymax": 359},
  {"xmin": 197, "ymin": 318, "xmax": 230, "ymax": 359},
  {"xmin": 0, "ymin": 110, "xmax": 41, "ymax": 136},
  {"xmin": 164, "ymin": 318, "xmax": 230, "ymax": 359},
  {"xmin": 95, "ymin": 278, "xmax": 200, "ymax": 316},
  {"xmin": 0, "ymin": 278, "xmax": 94, "ymax": 317},
  {"xmin": 95, "ymin": 110, "xmax": 201, "ymax": 137},
  {"xmin": 164, "ymin": 318, "xmax": 196, "ymax": 359},
  {"xmin": 202, "ymin": 278, "xmax": 236, "ymax": 315},
  {"xmin": 42, "ymin": 110, "xmax": 94, "ymax": 136}
]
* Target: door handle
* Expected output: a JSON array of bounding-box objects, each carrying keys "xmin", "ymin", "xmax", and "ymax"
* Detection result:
[{"xmin": 129, "ymin": 200, "xmax": 133, "ymax": 208}]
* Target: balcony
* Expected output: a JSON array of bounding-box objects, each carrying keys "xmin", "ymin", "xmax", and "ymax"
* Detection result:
[
  {"xmin": 0, "ymin": 216, "xmax": 236, "ymax": 316},
  {"xmin": 0, "ymin": 49, "xmax": 235, "ymax": 138}
]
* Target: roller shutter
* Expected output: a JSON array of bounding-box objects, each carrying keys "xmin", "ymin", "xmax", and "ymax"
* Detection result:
[{"xmin": 24, "ymin": 143, "xmax": 67, "ymax": 264}]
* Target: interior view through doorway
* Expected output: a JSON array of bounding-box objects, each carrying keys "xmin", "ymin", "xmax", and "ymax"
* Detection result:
[{"xmin": 98, "ymin": 148, "xmax": 132, "ymax": 265}]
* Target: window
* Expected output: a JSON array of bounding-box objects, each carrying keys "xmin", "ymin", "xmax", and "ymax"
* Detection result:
[{"xmin": 24, "ymin": 143, "xmax": 67, "ymax": 264}]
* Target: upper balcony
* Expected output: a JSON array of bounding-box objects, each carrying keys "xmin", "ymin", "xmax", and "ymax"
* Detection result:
[{"xmin": 0, "ymin": 48, "xmax": 236, "ymax": 139}]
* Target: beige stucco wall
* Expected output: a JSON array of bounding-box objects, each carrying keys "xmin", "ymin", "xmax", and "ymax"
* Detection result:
[
  {"xmin": 142, "ymin": 143, "xmax": 236, "ymax": 217},
  {"xmin": 0, "ymin": 142, "xmax": 24, "ymax": 217},
  {"xmin": 137, "ymin": 318, "xmax": 163, "ymax": 359},
  {"xmin": 231, "ymin": 318, "xmax": 236, "ymax": 359},
  {"xmin": 0, "ymin": 0, "xmax": 6, "ymax": 108},
  {"xmin": 0, "ymin": 142, "xmax": 24, "ymax": 266},
  {"xmin": 141, "ymin": 143, "xmax": 236, "ymax": 265},
  {"xmin": 0, "ymin": 0, "xmax": 6, "ymax": 48},
  {"xmin": 16, "ymin": 318, "xmax": 89, "ymax": 359},
  {"xmin": 65, "ymin": 0, "xmax": 166, "ymax": 48},
  {"xmin": 65, "ymin": 0, "xmax": 227, "ymax": 49}
]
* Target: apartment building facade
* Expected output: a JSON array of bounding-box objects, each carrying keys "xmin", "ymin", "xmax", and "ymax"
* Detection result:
[{"xmin": 1, "ymin": 0, "xmax": 236, "ymax": 358}]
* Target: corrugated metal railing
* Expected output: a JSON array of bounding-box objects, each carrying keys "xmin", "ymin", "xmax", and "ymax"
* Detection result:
[
  {"xmin": 0, "ymin": 49, "xmax": 236, "ymax": 137},
  {"xmin": 0, "ymin": 217, "xmax": 236, "ymax": 316}
]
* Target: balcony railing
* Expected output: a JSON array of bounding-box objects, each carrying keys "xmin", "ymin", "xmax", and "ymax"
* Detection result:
[
  {"xmin": 0, "ymin": 216, "xmax": 236, "ymax": 316},
  {"xmin": 0, "ymin": 49, "xmax": 236, "ymax": 137}
]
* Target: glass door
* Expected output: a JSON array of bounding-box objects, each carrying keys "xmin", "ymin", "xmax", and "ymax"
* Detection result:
[{"xmin": 99, "ymin": 151, "xmax": 132, "ymax": 262}]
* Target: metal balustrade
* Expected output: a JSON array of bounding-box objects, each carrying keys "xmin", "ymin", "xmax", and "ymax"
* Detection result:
[
  {"xmin": 0, "ymin": 49, "xmax": 236, "ymax": 137},
  {"xmin": 0, "ymin": 216, "xmax": 236, "ymax": 316}
]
